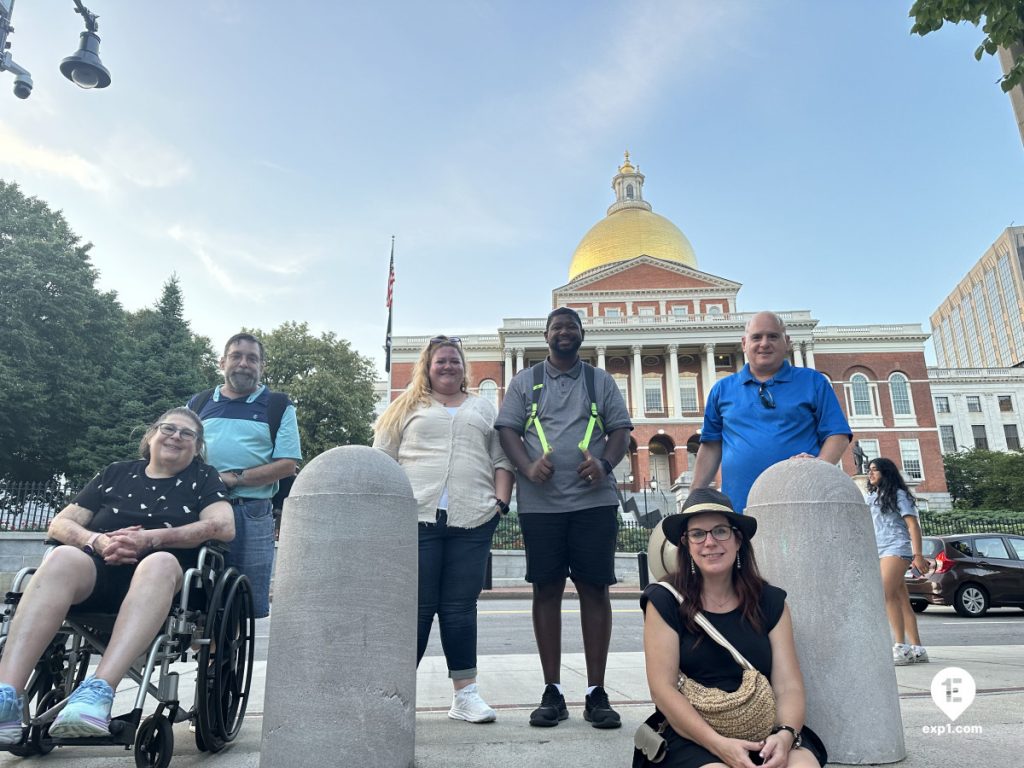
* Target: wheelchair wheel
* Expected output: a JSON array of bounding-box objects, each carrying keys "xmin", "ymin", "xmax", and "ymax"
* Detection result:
[
  {"xmin": 196, "ymin": 570, "xmax": 255, "ymax": 752},
  {"xmin": 134, "ymin": 714, "xmax": 173, "ymax": 768}
]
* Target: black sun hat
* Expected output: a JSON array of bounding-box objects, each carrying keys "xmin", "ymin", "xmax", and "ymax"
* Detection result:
[{"xmin": 660, "ymin": 488, "xmax": 757, "ymax": 545}]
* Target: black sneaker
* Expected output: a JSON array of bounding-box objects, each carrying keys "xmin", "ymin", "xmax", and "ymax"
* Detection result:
[
  {"xmin": 584, "ymin": 686, "xmax": 621, "ymax": 729},
  {"xmin": 529, "ymin": 684, "xmax": 568, "ymax": 727}
]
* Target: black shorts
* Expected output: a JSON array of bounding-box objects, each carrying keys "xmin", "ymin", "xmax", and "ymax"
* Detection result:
[
  {"xmin": 72, "ymin": 552, "xmax": 194, "ymax": 614},
  {"xmin": 518, "ymin": 506, "xmax": 618, "ymax": 586}
]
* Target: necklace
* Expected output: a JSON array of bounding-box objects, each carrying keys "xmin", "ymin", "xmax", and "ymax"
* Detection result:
[
  {"xmin": 702, "ymin": 591, "xmax": 737, "ymax": 611},
  {"xmin": 432, "ymin": 392, "xmax": 465, "ymax": 407}
]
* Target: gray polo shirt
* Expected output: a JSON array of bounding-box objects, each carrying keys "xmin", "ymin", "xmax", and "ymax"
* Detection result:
[{"xmin": 495, "ymin": 358, "xmax": 632, "ymax": 514}]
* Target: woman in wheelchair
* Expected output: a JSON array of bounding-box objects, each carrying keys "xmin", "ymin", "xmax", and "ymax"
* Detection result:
[{"xmin": 0, "ymin": 407, "xmax": 234, "ymax": 743}]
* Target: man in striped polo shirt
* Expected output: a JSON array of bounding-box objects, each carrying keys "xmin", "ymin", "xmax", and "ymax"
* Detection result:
[{"xmin": 188, "ymin": 333, "xmax": 302, "ymax": 618}]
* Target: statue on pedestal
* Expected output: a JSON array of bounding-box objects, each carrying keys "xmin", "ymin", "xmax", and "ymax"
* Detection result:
[{"xmin": 852, "ymin": 440, "xmax": 867, "ymax": 475}]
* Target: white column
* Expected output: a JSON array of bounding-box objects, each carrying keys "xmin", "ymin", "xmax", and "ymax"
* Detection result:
[
  {"xmin": 703, "ymin": 343, "xmax": 715, "ymax": 406},
  {"xmin": 667, "ymin": 344, "xmax": 681, "ymax": 419},
  {"xmin": 515, "ymin": 347, "xmax": 525, "ymax": 373},
  {"xmin": 793, "ymin": 342, "xmax": 804, "ymax": 367},
  {"xmin": 805, "ymin": 343, "xmax": 816, "ymax": 369},
  {"xmin": 596, "ymin": 346, "xmax": 606, "ymax": 370},
  {"xmin": 631, "ymin": 344, "xmax": 644, "ymax": 417},
  {"xmin": 504, "ymin": 348, "xmax": 513, "ymax": 388}
]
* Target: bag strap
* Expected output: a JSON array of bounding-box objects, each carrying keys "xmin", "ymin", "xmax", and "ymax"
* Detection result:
[{"xmin": 655, "ymin": 581, "xmax": 756, "ymax": 672}]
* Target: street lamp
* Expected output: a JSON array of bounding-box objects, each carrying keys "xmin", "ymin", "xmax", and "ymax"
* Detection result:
[
  {"xmin": 0, "ymin": 0, "xmax": 111, "ymax": 99},
  {"xmin": 60, "ymin": 1, "xmax": 110, "ymax": 90}
]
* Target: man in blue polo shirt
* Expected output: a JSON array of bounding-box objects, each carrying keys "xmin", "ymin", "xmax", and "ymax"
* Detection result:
[
  {"xmin": 691, "ymin": 311, "xmax": 851, "ymax": 512},
  {"xmin": 188, "ymin": 333, "xmax": 301, "ymax": 617}
]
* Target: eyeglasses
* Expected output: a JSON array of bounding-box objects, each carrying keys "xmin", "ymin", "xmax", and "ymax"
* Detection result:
[
  {"xmin": 157, "ymin": 423, "xmax": 198, "ymax": 441},
  {"xmin": 758, "ymin": 382, "xmax": 776, "ymax": 409},
  {"xmin": 685, "ymin": 525, "xmax": 737, "ymax": 544},
  {"xmin": 430, "ymin": 335, "xmax": 461, "ymax": 346}
]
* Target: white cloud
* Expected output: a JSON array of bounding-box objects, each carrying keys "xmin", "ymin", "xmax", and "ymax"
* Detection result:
[
  {"xmin": 0, "ymin": 122, "xmax": 112, "ymax": 191},
  {"xmin": 165, "ymin": 223, "xmax": 312, "ymax": 299},
  {"xmin": 103, "ymin": 130, "xmax": 192, "ymax": 188}
]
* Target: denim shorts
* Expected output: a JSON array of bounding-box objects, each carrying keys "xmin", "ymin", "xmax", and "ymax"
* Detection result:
[{"xmin": 225, "ymin": 498, "xmax": 275, "ymax": 618}]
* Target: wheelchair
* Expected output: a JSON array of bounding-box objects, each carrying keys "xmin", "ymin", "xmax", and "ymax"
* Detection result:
[{"xmin": 0, "ymin": 541, "xmax": 256, "ymax": 768}]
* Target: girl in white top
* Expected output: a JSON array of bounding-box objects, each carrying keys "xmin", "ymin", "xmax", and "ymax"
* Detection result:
[
  {"xmin": 866, "ymin": 457, "xmax": 929, "ymax": 666},
  {"xmin": 374, "ymin": 336, "xmax": 513, "ymax": 723}
]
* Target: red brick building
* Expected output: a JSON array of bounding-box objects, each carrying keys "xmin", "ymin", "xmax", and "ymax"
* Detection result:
[{"xmin": 388, "ymin": 155, "xmax": 949, "ymax": 510}]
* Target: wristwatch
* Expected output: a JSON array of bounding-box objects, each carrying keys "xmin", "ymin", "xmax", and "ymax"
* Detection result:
[
  {"xmin": 600, "ymin": 458, "xmax": 614, "ymax": 476},
  {"xmin": 770, "ymin": 724, "xmax": 802, "ymax": 748},
  {"xmin": 494, "ymin": 499, "xmax": 510, "ymax": 515},
  {"xmin": 82, "ymin": 532, "xmax": 102, "ymax": 556}
]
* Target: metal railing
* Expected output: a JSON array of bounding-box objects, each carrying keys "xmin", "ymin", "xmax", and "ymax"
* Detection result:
[{"xmin": 0, "ymin": 481, "xmax": 75, "ymax": 532}]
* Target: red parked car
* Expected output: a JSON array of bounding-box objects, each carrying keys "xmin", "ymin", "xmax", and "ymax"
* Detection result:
[{"xmin": 906, "ymin": 533, "xmax": 1024, "ymax": 617}]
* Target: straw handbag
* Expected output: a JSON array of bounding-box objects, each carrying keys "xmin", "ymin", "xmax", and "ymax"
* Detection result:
[{"xmin": 658, "ymin": 582, "xmax": 776, "ymax": 741}]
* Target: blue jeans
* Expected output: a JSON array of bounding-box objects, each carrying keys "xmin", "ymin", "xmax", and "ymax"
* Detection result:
[
  {"xmin": 417, "ymin": 511, "xmax": 499, "ymax": 680},
  {"xmin": 225, "ymin": 498, "xmax": 274, "ymax": 618}
]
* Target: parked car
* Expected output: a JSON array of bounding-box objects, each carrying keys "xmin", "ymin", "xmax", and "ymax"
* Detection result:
[{"xmin": 906, "ymin": 533, "xmax": 1024, "ymax": 617}]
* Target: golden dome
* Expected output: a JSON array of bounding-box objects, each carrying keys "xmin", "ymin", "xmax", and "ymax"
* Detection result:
[{"xmin": 568, "ymin": 207, "xmax": 697, "ymax": 280}]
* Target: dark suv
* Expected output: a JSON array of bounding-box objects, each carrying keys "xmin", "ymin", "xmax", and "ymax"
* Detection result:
[{"xmin": 905, "ymin": 533, "xmax": 1024, "ymax": 617}]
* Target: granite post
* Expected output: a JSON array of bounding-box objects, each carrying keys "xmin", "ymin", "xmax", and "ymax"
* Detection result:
[
  {"xmin": 260, "ymin": 445, "xmax": 417, "ymax": 768},
  {"xmin": 747, "ymin": 459, "xmax": 905, "ymax": 765}
]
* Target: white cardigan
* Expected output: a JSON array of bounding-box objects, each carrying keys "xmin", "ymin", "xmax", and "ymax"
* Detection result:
[{"xmin": 373, "ymin": 395, "xmax": 513, "ymax": 528}]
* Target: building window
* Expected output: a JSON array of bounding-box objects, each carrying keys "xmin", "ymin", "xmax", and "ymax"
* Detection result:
[
  {"xmin": 671, "ymin": 305, "xmax": 689, "ymax": 318},
  {"xmin": 613, "ymin": 376, "xmax": 629, "ymax": 409},
  {"xmin": 859, "ymin": 439, "xmax": 880, "ymax": 465},
  {"xmin": 707, "ymin": 305, "xmax": 724, "ymax": 318},
  {"xmin": 679, "ymin": 378, "xmax": 699, "ymax": 412},
  {"xmin": 639, "ymin": 307, "xmax": 655, "ymax": 323},
  {"xmin": 888, "ymin": 373, "xmax": 913, "ymax": 416},
  {"xmin": 999, "ymin": 395, "xmax": 1014, "ymax": 412},
  {"xmin": 643, "ymin": 378, "xmax": 664, "ymax": 412},
  {"xmin": 574, "ymin": 307, "xmax": 588, "ymax": 318},
  {"xmin": 967, "ymin": 395, "xmax": 982, "ymax": 413},
  {"xmin": 626, "ymin": 183, "xmax": 634, "ymax": 199},
  {"xmin": 604, "ymin": 308, "xmax": 621, "ymax": 318},
  {"xmin": 899, "ymin": 439, "xmax": 923, "ymax": 480},
  {"xmin": 972, "ymin": 424, "xmax": 988, "ymax": 450},
  {"xmin": 478, "ymin": 379, "xmax": 499, "ymax": 409},
  {"xmin": 939, "ymin": 425, "xmax": 957, "ymax": 453},
  {"xmin": 935, "ymin": 396, "xmax": 950, "ymax": 413},
  {"xmin": 850, "ymin": 374, "xmax": 874, "ymax": 416},
  {"xmin": 1005, "ymin": 424, "xmax": 1020, "ymax": 451}
]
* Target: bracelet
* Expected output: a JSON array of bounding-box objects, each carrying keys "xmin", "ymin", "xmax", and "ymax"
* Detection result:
[
  {"xmin": 770, "ymin": 725, "xmax": 801, "ymax": 748},
  {"xmin": 494, "ymin": 499, "xmax": 510, "ymax": 515}
]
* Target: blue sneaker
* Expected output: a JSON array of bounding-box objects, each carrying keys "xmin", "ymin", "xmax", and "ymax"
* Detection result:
[
  {"xmin": 0, "ymin": 684, "xmax": 24, "ymax": 745},
  {"xmin": 49, "ymin": 677, "xmax": 113, "ymax": 738}
]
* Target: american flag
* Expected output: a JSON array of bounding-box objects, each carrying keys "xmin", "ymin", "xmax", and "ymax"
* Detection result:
[{"xmin": 385, "ymin": 237, "xmax": 395, "ymax": 372}]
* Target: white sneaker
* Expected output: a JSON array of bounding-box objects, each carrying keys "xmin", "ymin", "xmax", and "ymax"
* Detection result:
[
  {"xmin": 911, "ymin": 646, "xmax": 929, "ymax": 663},
  {"xmin": 893, "ymin": 644, "xmax": 913, "ymax": 666},
  {"xmin": 448, "ymin": 684, "xmax": 496, "ymax": 723}
]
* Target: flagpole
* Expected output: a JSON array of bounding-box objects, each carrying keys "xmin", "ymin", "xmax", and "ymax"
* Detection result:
[{"xmin": 385, "ymin": 236, "xmax": 395, "ymax": 398}]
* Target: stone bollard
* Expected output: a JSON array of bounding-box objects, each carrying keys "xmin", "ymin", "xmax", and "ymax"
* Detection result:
[
  {"xmin": 260, "ymin": 445, "xmax": 417, "ymax": 768},
  {"xmin": 747, "ymin": 459, "xmax": 905, "ymax": 765}
]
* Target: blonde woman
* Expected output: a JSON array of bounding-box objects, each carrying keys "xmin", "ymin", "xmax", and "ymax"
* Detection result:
[{"xmin": 374, "ymin": 335, "xmax": 513, "ymax": 723}]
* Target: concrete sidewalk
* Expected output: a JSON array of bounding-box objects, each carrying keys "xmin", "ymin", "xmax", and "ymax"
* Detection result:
[{"xmin": 1, "ymin": 643, "xmax": 1017, "ymax": 767}]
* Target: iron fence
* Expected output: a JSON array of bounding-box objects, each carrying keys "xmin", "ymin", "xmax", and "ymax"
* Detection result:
[
  {"xmin": 921, "ymin": 517, "xmax": 1024, "ymax": 537},
  {"xmin": 0, "ymin": 481, "xmax": 76, "ymax": 532}
]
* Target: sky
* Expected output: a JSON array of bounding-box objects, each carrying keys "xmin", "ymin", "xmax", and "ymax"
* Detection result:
[{"xmin": 2, "ymin": 1, "xmax": 1023, "ymax": 374}]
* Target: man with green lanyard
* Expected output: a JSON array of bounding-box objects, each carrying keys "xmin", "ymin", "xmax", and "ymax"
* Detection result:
[{"xmin": 497, "ymin": 307, "xmax": 632, "ymax": 730}]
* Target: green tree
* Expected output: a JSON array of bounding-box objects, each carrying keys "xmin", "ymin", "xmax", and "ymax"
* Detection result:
[
  {"xmin": 910, "ymin": 1, "xmax": 1024, "ymax": 92},
  {"xmin": 66, "ymin": 277, "xmax": 219, "ymax": 479},
  {"xmin": 0, "ymin": 181, "xmax": 124, "ymax": 481},
  {"xmin": 247, "ymin": 322, "xmax": 377, "ymax": 462},
  {"xmin": 942, "ymin": 448, "xmax": 1024, "ymax": 509}
]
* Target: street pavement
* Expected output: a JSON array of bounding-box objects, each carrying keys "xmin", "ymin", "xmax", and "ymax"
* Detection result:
[{"xmin": 1, "ymin": 596, "xmax": 1019, "ymax": 767}]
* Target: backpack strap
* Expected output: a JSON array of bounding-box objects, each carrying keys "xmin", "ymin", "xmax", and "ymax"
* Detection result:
[
  {"xmin": 578, "ymin": 363, "xmax": 604, "ymax": 452},
  {"xmin": 524, "ymin": 363, "xmax": 551, "ymax": 454},
  {"xmin": 189, "ymin": 387, "xmax": 290, "ymax": 445}
]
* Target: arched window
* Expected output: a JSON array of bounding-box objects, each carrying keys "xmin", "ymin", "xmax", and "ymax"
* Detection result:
[
  {"xmin": 851, "ymin": 374, "xmax": 873, "ymax": 416},
  {"xmin": 478, "ymin": 379, "xmax": 499, "ymax": 409},
  {"xmin": 626, "ymin": 183, "xmax": 634, "ymax": 199},
  {"xmin": 888, "ymin": 372, "xmax": 913, "ymax": 416}
]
